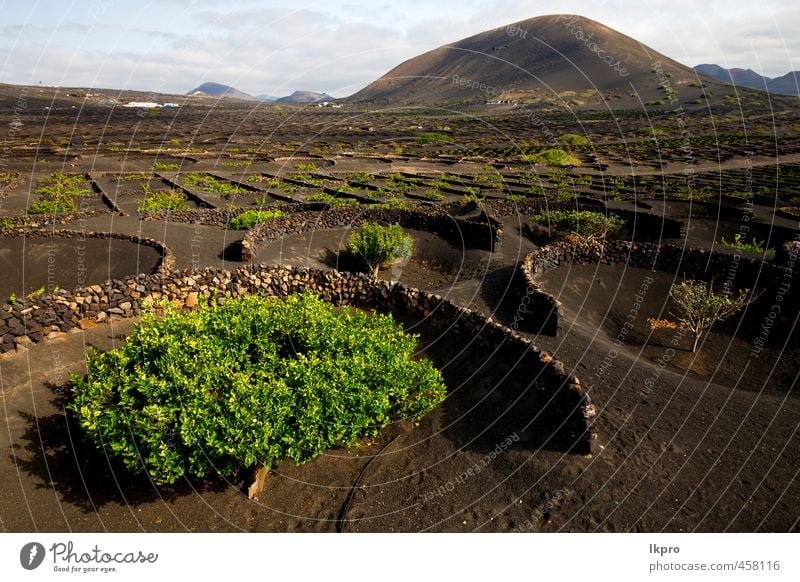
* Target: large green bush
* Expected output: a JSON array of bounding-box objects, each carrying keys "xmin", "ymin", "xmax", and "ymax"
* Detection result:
[
  {"xmin": 526, "ymin": 148, "xmax": 582, "ymax": 167},
  {"xmin": 347, "ymin": 222, "xmax": 414, "ymax": 278},
  {"xmin": 69, "ymin": 293, "xmax": 446, "ymax": 484},
  {"xmin": 531, "ymin": 210, "xmax": 624, "ymax": 238}
]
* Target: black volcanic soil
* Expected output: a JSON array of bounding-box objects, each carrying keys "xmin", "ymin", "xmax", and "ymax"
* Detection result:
[
  {"xmin": 1, "ymin": 92, "xmax": 800, "ymax": 532},
  {"xmin": 0, "ymin": 236, "xmax": 162, "ymax": 299},
  {"xmin": 537, "ymin": 262, "xmax": 800, "ymax": 394}
]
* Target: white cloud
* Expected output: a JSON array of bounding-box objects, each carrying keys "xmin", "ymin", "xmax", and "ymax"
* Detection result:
[{"xmin": 0, "ymin": 0, "xmax": 797, "ymax": 97}]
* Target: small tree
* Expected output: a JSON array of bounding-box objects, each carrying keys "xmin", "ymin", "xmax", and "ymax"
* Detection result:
[
  {"xmin": 347, "ymin": 222, "xmax": 414, "ymax": 279},
  {"xmin": 669, "ymin": 280, "xmax": 750, "ymax": 352}
]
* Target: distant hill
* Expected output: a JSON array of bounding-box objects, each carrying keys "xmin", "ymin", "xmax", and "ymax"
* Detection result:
[
  {"xmin": 767, "ymin": 71, "xmax": 800, "ymax": 96},
  {"xmin": 694, "ymin": 65, "xmax": 799, "ymax": 96},
  {"xmin": 188, "ymin": 82, "xmax": 256, "ymax": 101},
  {"xmin": 349, "ymin": 14, "xmax": 728, "ymax": 106},
  {"xmin": 275, "ymin": 90, "xmax": 334, "ymax": 103}
]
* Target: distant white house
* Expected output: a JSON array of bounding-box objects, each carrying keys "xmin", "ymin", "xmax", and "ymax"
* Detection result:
[{"xmin": 124, "ymin": 102, "xmax": 161, "ymax": 108}]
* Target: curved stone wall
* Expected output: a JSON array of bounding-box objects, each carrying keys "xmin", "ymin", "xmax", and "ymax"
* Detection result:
[
  {"xmin": 0, "ymin": 264, "xmax": 596, "ymax": 454},
  {"xmin": 520, "ymin": 235, "xmax": 797, "ymax": 334}
]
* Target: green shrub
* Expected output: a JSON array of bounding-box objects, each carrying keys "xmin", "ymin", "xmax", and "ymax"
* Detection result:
[
  {"xmin": 153, "ymin": 162, "xmax": 180, "ymax": 171},
  {"xmin": 115, "ymin": 173, "xmax": 154, "ymax": 182},
  {"xmin": 373, "ymin": 198, "xmax": 409, "ymax": 210},
  {"xmin": 669, "ymin": 281, "xmax": 750, "ymax": 352},
  {"xmin": 28, "ymin": 197, "xmax": 77, "ymax": 214},
  {"xmin": 0, "ymin": 217, "xmax": 13, "ymax": 228},
  {"xmin": 305, "ymin": 193, "xmax": 358, "ymax": 206},
  {"xmin": 419, "ymin": 189, "xmax": 444, "ymax": 201},
  {"xmin": 137, "ymin": 190, "xmax": 190, "ymax": 212},
  {"xmin": 347, "ymin": 222, "xmax": 414, "ymax": 278},
  {"xmin": 294, "ymin": 162, "xmax": 318, "ymax": 172},
  {"xmin": 719, "ymin": 233, "xmax": 775, "ymax": 257},
  {"xmin": 646, "ymin": 100, "xmax": 665, "ymax": 106},
  {"xmin": 0, "ymin": 172, "xmax": 17, "ymax": 187},
  {"xmin": 227, "ymin": 209, "xmax": 285, "ymax": 230},
  {"xmin": 527, "ymin": 149, "xmax": 582, "ymax": 167},
  {"xmin": 416, "ymin": 132, "xmax": 453, "ymax": 144},
  {"xmin": 34, "ymin": 173, "xmax": 92, "ymax": 198},
  {"xmin": 182, "ymin": 173, "xmax": 246, "ymax": 196},
  {"xmin": 68, "ymin": 293, "xmax": 446, "ymax": 484},
  {"xmin": 346, "ymin": 172, "xmax": 372, "ymax": 183},
  {"xmin": 531, "ymin": 210, "xmax": 624, "ymax": 238},
  {"xmin": 560, "ymin": 133, "xmax": 589, "ymax": 146}
]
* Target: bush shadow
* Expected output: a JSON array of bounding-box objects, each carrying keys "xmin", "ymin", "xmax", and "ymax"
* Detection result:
[{"xmin": 9, "ymin": 381, "xmax": 234, "ymax": 513}]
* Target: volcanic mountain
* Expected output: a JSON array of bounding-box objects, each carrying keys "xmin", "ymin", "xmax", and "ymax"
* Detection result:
[
  {"xmin": 349, "ymin": 14, "xmax": 728, "ymax": 106},
  {"xmin": 188, "ymin": 82, "xmax": 256, "ymax": 101},
  {"xmin": 275, "ymin": 90, "xmax": 335, "ymax": 103},
  {"xmin": 695, "ymin": 64, "xmax": 799, "ymax": 96}
]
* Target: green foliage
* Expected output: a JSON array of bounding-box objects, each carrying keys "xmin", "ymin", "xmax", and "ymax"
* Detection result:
[
  {"xmin": 531, "ymin": 210, "xmax": 624, "ymax": 238},
  {"xmin": 0, "ymin": 172, "xmax": 17, "ymax": 187},
  {"xmin": 115, "ymin": 173, "xmax": 154, "ymax": 182},
  {"xmin": 26, "ymin": 287, "xmax": 45, "ymax": 302},
  {"xmin": 560, "ymin": 133, "xmax": 589, "ymax": 146},
  {"xmin": 419, "ymin": 189, "xmax": 444, "ymax": 201},
  {"xmin": 0, "ymin": 217, "xmax": 13, "ymax": 228},
  {"xmin": 646, "ymin": 100, "xmax": 665, "ymax": 106},
  {"xmin": 347, "ymin": 222, "xmax": 414, "ymax": 278},
  {"xmin": 669, "ymin": 281, "xmax": 751, "ymax": 352},
  {"xmin": 527, "ymin": 149, "xmax": 582, "ymax": 167},
  {"xmin": 373, "ymin": 197, "xmax": 409, "ymax": 210},
  {"xmin": 8, "ymin": 293, "xmax": 17, "ymax": 305},
  {"xmin": 305, "ymin": 193, "xmax": 358, "ymax": 206},
  {"xmin": 554, "ymin": 189, "xmax": 573, "ymax": 203},
  {"xmin": 34, "ymin": 173, "xmax": 92, "ymax": 198},
  {"xmin": 137, "ymin": 190, "xmax": 190, "ymax": 212},
  {"xmin": 182, "ymin": 173, "xmax": 247, "ymax": 197},
  {"xmin": 221, "ymin": 160, "xmax": 252, "ymax": 167},
  {"xmin": 227, "ymin": 209, "xmax": 285, "ymax": 230},
  {"xmin": 346, "ymin": 172, "xmax": 372, "ymax": 183},
  {"xmin": 719, "ymin": 233, "xmax": 775, "ymax": 257},
  {"xmin": 68, "ymin": 293, "xmax": 446, "ymax": 484},
  {"xmin": 416, "ymin": 132, "xmax": 453, "ymax": 144},
  {"xmin": 294, "ymin": 162, "xmax": 319, "ymax": 172},
  {"xmin": 153, "ymin": 162, "xmax": 180, "ymax": 171},
  {"xmin": 28, "ymin": 197, "xmax": 77, "ymax": 214}
]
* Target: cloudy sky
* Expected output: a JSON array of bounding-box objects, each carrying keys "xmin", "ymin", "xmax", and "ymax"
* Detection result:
[{"xmin": 0, "ymin": 0, "xmax": 796, "ymax": 97}]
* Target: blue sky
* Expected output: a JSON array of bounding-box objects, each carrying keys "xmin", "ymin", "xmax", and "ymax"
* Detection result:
[{"xmin": 0, "ymin": 0, "xmax": 796, "ymax": 97}]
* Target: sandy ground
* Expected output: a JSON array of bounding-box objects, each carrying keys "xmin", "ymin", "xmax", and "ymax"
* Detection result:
[{"xmin": 1, "ymin": 215, "xmax": 797, "ymax": 531}]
